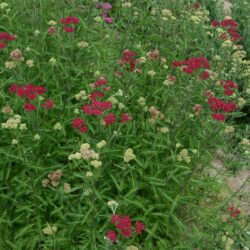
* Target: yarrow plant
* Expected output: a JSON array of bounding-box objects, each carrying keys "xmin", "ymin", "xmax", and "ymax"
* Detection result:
[
  {"xmin": 0, "ymin": 1, "xmax": 249, "ymax": 249},
  {"xmin": 106, "ymin": 214, "xmax": 145, "ymax": 244}
]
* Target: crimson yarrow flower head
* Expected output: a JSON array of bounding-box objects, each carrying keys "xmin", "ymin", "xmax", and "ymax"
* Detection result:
[
  {"xmin": 97, "ymin": 2, "xmax": 112, "ymax": 10},
  {"xmin": 60, "ymin": 16, "xmax": 79, "ymax": 25}
]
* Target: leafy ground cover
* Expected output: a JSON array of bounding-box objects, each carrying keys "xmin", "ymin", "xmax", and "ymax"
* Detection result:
[{"xmin": 0, "ymin": 0, "xmax": 249, "ymax": 249}]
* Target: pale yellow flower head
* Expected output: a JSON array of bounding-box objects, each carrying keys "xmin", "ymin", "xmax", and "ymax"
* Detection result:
[
  {"xmin": 96, "ymin": 140, "xmax": 107, "ymax": 149},
  {"xmin": 124, "ymin": 148, "xmax": 136, "ymax": 163},
  {"xmin": 26, "ymin": 59, "xmax": 34, "ymax": 68},
  {"xmin": 64, "ymin": 183, "xmax": 71, "ymax": 193},
  {"xmin": 42, "ymin": 225, "xmax": 57, "ymax": 235}
]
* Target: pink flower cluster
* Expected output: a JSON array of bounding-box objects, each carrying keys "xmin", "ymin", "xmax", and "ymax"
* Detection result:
[
  {"xmin": 172, "ymin": 56, "xmax": 210, "ymax": 78},
  {"xmin": 96, "ymin": 2, "xmax": 112, "ymax": 10},
  {"xmin": 0, "ymin": 31, "xmax": 16, "ymax": 49},
  {"xmin": 96, "ymin": 2, "xmax": 113, "ymax": 23},
  {"xmin": 211, "ymin": 19, "xmax": 243, "ymax": 42},
  {"xmin": 9, "ymin": 83, "xmax": 54, "ymax": 111},
  {"xmin": 60, "ymin": 16, "xmax": 79, "ymax": 33},
  {"xmin": 106, "ymin": 214, "xmax": 145, "ymax": 243}
]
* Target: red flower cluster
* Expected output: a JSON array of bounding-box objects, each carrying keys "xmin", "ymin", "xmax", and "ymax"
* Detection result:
[
  {"xmin": 228, "ymin": 205, "xmax": 240, "ymax": 218},
  {"xmin": 24, "ymin": 103, "xmax": 37, "ymax": 112},
  {"xmin": 199, "ymin": 70, "xmax": 210, "ymax": 80},
  {"xmin": 106, "ymin": 230, "xmax": 117, "ymax": 242},
  {"xmin": 9, "ymin": 84, "xmax": 45, "ymax": 100},
  {"xmin": 71, "ymin": 117, "xmax": 87, "ymax": 133},
  {"xmin": 106, "ymin": 214, "xmax": 145, "ymax": 243},
  {"xmin": 172, "ymin": 56, "xmax": 210, "ymax": 77},
  {"xmin": 117, "ymin": 49, "xmax": 139, "ymax": 71},
  {"xmin": 81, "ymin": 77, "xmax": 131, "ymax": 126},
  {"xmin": 42, "ymin": 100, "xmax": 54, "ymax": 109},
  {"xmin": 60, "ymin": 16, "xmax": 79, "ymax": 33},
  {"xmin": 0, "ymin": 31, "xmax": 16, "ymax": 49},
  {"xmin": 220, "ymin": 80, "xmax": 238, "ymax": 96},
  {"xmin": 121, "ymin": 113, "xmax": 132, "ymax": 123},
  {"xmin": 9, "ymin": 83, "xmax": 54, "ymax": 112},
  {"xmin": 208, "ymin": 97, "xmax": 237, "ymax": 113},
  {"xmin": 82, "ymin": 77, "xmax": 112, "ymax": 117},
  {"xmin": 104, "ymin": 113, "xmax": 116, "ymax": 125},
  {"xmin": 207, "ymin": 92, "xmax": 237, "ymax": 122},
  {"xmin": 60, "ymin": 16, "xmax": 79, "ymax": 25},
  {"xmin": 212, "ymin": 113, "xmax": 225, "ymax": 121},
  {"xmin": 73, "ymin": 77, "xmax": 132, "ymax": 133},
  {"xmin": 211, "ymin": 19, "xmax": 243, "ymax": 42}
]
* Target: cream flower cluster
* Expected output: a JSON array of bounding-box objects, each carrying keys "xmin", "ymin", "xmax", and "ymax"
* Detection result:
[
  {"xmin": 224, "ymin": 126, "xmax": 235, "ymax": 134},
  {"xmin": 238, "ymin": 97, "xmax": 247, "ymax": 108},
  {"xmin": 68, "ymin": 143, "xmax": 103, "ymax": 168},
  {"xmin": 151, "ymin": 7, "xmax": 158, "ymax": 16},
  {"xmin": 77, "ymin": 41, "xmax": 89, "ymax": 48},
  {"xmin": 42, "ymin": 225, "xmax": 57, "ymax": 235},
  {"xmin": 107, "ymin": 96, "xmax": 118, "ymax": 105},
  {"xmin": 124, "ymin": 148, "xmax": 136, "ymax": 163},
  {"xmin": 64, "ymin": 183, "xmax": 71, "ymax": 193},
  {"xmin": 240, "ymin": 138, "xmax": 250, "ymax": 146},
  {"xmin": 48, "ymin": 20, "xmax": 57, "ymax": 26},
  {"xmin": 159, "ymin": 127, "xmax": 170, "ymax": 134},
  {"xmin": 53, "ymin": 122, "xmax": 63, "ymax": 130},
  {"xmin": 177, "ymin": 149, "xmax": 191, "ymax": 163},
  {"xmin": 1, "ymin": 114, "xmax": 27, "ymax": 130},
  {"xmin": 163, "ymin": 77, "xmax": 175, "ymax": 86},
  {"xmin": 34, "ymin": 29, "xmax": 40, "ymax": 36},
  {"xmin": 75, "ymin": 90, "xmax": 87, "ymax": 100},
  {"xmin": 107, "ymin": 200, "xmax": 119, "ymax": 214},
  {"xmin": 96, "ymin": 140, "xmax": 107, "ymax": 148},
  {"xmin": 161, "ymin": 9, "xmax": 176, "ymax": 21},
  {"xmin": 126, "ymin": 246, "xmax": 139, "ymax": 250},
  {"xmin": 12, "ymin": 139, "xmax": 19, "ymax": 145},
  {"xmin": 5, "ymin": 49, "xmax": 34, "ymax": 69},
  {"xmin": 190, "ymin": 9, "xmax": 210, "ymax": 24},
  {"xmin": 107, "ymin": 92, "xmax": 125, "ymax": 110},
  {"xmin": 114, "ymin": 89, "xmax": 123, "ymax": 96},
  {"xmin": 229, "ymin": 46, "xmax": 248, "ymax": 75},
  {"xmin": 34, "ymin": 134, "xmax": 40, "ymax": 141},
  {"xmin": 49, "ymin": 57, "xmax": 57, "ymax": 65},
  {"xmin": 0, "ymin": 2, "xmax": 8, "ymax": 9},
  {"xmin": 122, "ymin": 2, "xmax": 132, "ymax": 8},
  {"xmin": 137, "ymin": 97, "xmax": 148, "ymax": 111},
  {"xmin": 1, "ymin": 105, "xmax": 13, "ymax": 114},
  {"xmin": 221, "ymin": 40, "xmax": 233, "ymax": 49},
  {"xmin": 147, "ymin": 70, "xmax": 156, "ymax": 77},
  {"xmin": 26, "ymin": 59, "xmax": 34, "ymax": 68},
  {"xmin": 222, "ymin": 235, "xmax": 234, "ymax": 250}
]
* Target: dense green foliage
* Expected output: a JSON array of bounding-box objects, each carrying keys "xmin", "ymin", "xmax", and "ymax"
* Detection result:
[{"xmin": 0, "ymin": 0, "xmax": 249, "ymax": 249}]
